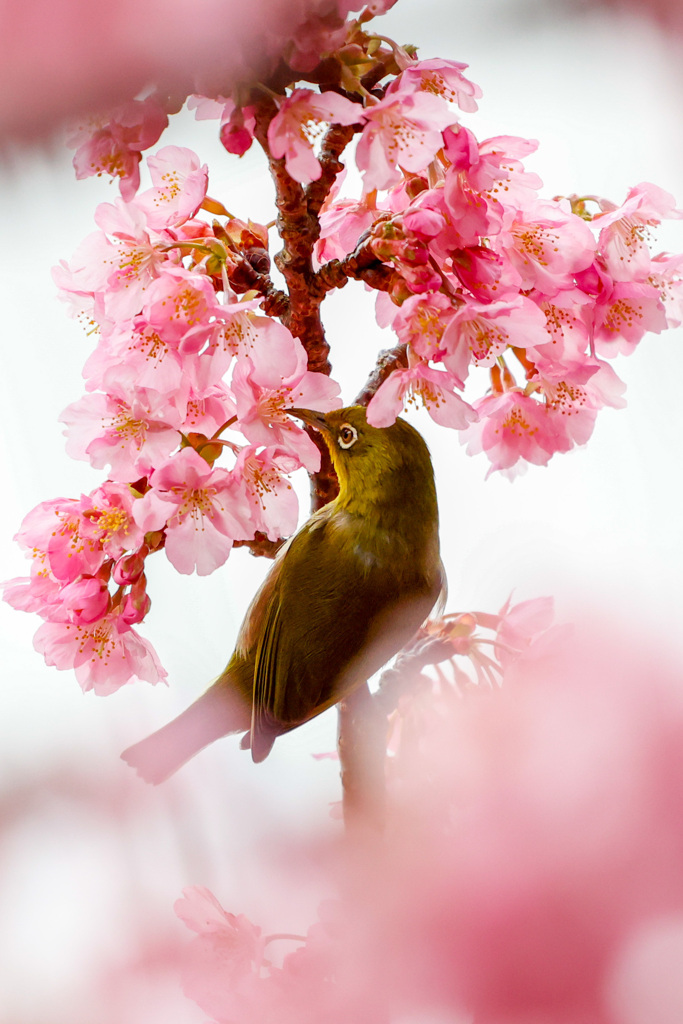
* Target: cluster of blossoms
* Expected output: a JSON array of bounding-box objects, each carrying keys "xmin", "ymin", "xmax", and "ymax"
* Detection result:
[{"xmin": 6, "ymin": 4, "xmax": 682, "ymax": 692}]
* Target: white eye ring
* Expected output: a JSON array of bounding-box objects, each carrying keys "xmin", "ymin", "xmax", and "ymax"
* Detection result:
[{"xmin": 337, "ymin": 423, "xmax": 358, "ymax": 449}]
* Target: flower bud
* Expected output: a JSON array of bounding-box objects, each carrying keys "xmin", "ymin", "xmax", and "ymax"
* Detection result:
[{"xmin": 113, "ymin": 550, "xmax": 146, "ymax": 586}]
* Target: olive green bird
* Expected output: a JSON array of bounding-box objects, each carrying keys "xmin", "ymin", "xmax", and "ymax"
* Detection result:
[{"xmin": 121, "ymin": 405, "xmax": 443, "ymax": 783}]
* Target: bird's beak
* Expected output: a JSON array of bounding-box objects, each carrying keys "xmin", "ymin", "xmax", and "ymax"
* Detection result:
[{"xmin": 286, "ymin": 408, "xmax": 328, "ymax": 432}]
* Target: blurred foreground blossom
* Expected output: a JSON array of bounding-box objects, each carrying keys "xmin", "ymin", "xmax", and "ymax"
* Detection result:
[{"xmin": 175, "ymin": 617, "xmax": 683, "ymax": 1024}]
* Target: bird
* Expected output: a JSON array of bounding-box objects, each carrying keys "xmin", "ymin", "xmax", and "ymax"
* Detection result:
[{"xmin": 121, "ymin": 405, "xmax": 444, "ymax": 783}]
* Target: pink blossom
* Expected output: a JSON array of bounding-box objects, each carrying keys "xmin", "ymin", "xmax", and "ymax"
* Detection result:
[
  {"xmin": 387, "ymin": 57, "xmax": 482, "ymax": 113},
  {"xmin": 142, "ymin": 265, "xmax": 221, "ymax": 344},
  {"xmin": 460, "ymin": 390, "xmax": 564, "ymax": 477},
  {"xmin": 314, "ymin": 186, "xmax": 380, "ymax": 264},
  {"xmin": 175, "ymin": 886, "xmax": 264, "ymax": 1023},
  {"xmin": 56, "ymin": 198, "xmax": 167, "ymax": 324},
  {"xmin": 498, "ymin": 200, "xmax": 596, "ymax": 296},
  {"xmin": 83, "ymin": 317, "xmax": 188, "ymax": 399},
  {"xmin": 535, "ymin": 359, "xmax": 626, "ymax": 449},
  {"xmin": 495, "ymin": 593, "xmax": 555, "ymax": 668},
  {"xmin": 366, "ymin": 360, "xmax": 476, "ymax": 429},
  {"xmin": 593, "ymin": 280, "xmax": 667, "ymax": 356},
  {"xmin": 357, "ymin": 91, "xmax": 455, "ymax": 192},
  {"xmin": 135, "ymin": 146, "xmax": 209, "ymax": 229},
  {"xmin": 442, "ymin": 128, "xmax": 542, "ymax": 245},
  {"xmin": 68, "ymin": 96, "xmax": 168, "ymax": 199},
  {"xmin": 232, "ymin": 446, "xmax": 300, "ymax": 541},
  {"xmin": 523, "ymin": 287, "xmax": 595, "ymax": 371},
  {"xmin": 648, "ymin": 251, "xmax": 683, "ymax": 328},
  {"xmin": 392, "ymin": 291, "xmax": 457, "ymax": 360},
  {"xmin": 57, "ymin": 576, "xmax": 111, "ymax": 625},
  {"xmin": 232, "ymin": 353, "xmax": 342, "ymax": 472},
  {"xmin": 595, "ymin": 181, "xmax": 681, "ymax": 282},
  {"xmin": 3, "ymin": 571, "xmax": 62, "ymax": 618},
  {"xmin": 441, "ymin": 295, "xmax": 549, "ymax": 381},
  {"xmin": 189, "ymin": 304, "xmax": 297, "ymax": 393},
  {"xmin": 449, "ymin": 244, "xmax": 520, "ymax": 302},
  {"xmin": 82, "ymin": 481, "xmax": 145, "ymax": 559},
  {"xmin": 33, "ymin": 609, "xmax": 166, "ymax": 694},
  {"xmin": 14, "ymin": 496, "xmax": 107, "ymax": 583},
  {"xmin": 60, "ymin": 390, "xmax": 182, "ymax": 482},
  {"xmin": 178, "ymin": 381, "xmax": 235, "ymax": 433},
  {"xmin": 267, "ymin": 89, "xmax": 363, "ymax": 185},
  {"xmin": 133, "ymin": 448, "xmax": 253, "ymax": 576}
]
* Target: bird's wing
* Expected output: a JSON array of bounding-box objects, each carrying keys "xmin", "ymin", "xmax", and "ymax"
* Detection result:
[{"xmin": 248, "ymin": 508, "xmax": 439, "ymax": 761}]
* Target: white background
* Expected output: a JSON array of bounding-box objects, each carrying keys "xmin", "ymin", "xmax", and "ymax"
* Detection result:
[{"xmin": 1, "ymin": 1, "xmax": 683, "ymax": 1021}]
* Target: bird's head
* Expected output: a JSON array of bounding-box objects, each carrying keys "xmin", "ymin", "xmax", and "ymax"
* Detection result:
[{"xmin": 287, "ymin": 405, "xmax": 436, "ymax": 512}]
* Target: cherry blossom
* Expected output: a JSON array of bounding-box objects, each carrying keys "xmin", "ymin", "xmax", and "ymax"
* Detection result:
[
  {"xmin": 232, "ymin": 446, "xmax": 300, "ymax": 542},
  {"xmin": 498, "ymin": 199, "xmax": 596, "ymax": 296},
  {"xmin": 33, "ymin": 610, "xmax": 167, "ymax": 695},
  {"xmin": 595, "ymin": 181, "xmax": 681, "ymax": 282},
  {"xmin": 367, "ymin": 358, "xmax": 476, "ymax": 429},
  {"xmin": 60, "ymin": 389, "xmax": 182, "ymax": 482},
  {"xmin": 232, "ymin": 353, "xmax": 342, "ymax": 471},
  {"xmin": 68, "ymin": 96, "xmax": 168, "ymax": 199},
  {"xmin": 387, "ymin": 57, "xmax": 482, "ymax": 113},
  {"xmin": 593, "ymin": 280, "xmax": 667, "ymax": 355},
  {"xmin": 356, "ymin": 91, "xmax": 455, "ymax": 192},
  {"xmin": 267, "ymin": 89, "xmax": 363, "ymax": 184},
  {"xmin": 14, "ymin": 496, "xmax": 107, "ymax": 583},
  {"xmin": 441, "ymin": 295, "xmax": 549, "ymax": 380},
  {"xmin": 132, "ymin": 448, "xmax": 253, "ymax": 576},
  {"xmin": 135, "ymin": 146, "xmax": 209, "ymax": 229},
  {"xmin": 460, "ymin": 390, "xmax": 564, "ymax": 477}
]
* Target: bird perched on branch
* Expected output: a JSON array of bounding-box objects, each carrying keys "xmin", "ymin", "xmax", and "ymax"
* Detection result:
[{"xmin": 121, "ymin": 405, "xmax": 443, "ymax": 783}]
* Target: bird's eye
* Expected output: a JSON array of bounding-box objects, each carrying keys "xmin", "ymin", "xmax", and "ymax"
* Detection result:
[{"xmin": 337, "ymin": 423, "xmax": 358, "ymax": 450}]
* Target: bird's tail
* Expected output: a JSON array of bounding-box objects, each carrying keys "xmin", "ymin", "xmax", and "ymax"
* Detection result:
[{"xmin": 120, "ymin": 684, "xmax": 251, "ymax": 785}]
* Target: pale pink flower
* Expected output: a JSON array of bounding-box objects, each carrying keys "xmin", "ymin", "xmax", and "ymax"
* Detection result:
[
  {"xmin": 83, "ymin": 316, "xmax": 188, "ymax": 399},
  {"xmin": 392, "ymin": 291, "xmax": 457, "ymax": 360},
  {"xmin": 366, "ymin": 359, "xmax": 476, "ymax": 429},
  {"xmin": 524, "ymin": 287, "xmax": 595, "ymax": 371},
  {"xmin": 495, "ymin": 593, "xmax": 555, "ymax": 668},
  {"xmin": 314, "ymin": 186, "xmax": 380, "ymax": 264},
  {"xmin": 60, "ymin": 389, "xmax": 182, "ymax": 482},
  {"xmin": 648, "ymin": 251, "xmax": 683, "ymax": 328},
  {"xmin": 441, "ymin": 295, "xmax": 549, "ymax": 381},
  {"xmin": 175, "ymin": 886, "xmax": 264, "ymax": 1023},
  {"xmin": 133, "ymin": 448, "xmax": 253, "ymax": 576},
  {"xmin": 142, "ymin": 264, "xmax": 221, "ymax": 344},
  {"xmin": 442, "ymin": 127, "xmax": 542, "ymax": 245},
  {"xmin": 135, "ymin": 146, "xmax": 209, "ymax": 229},
  {"xmin": 535, "ymin": 359, "xmax": 626, "ymax": 449},
  {"xmin": 68, "ymin": 96, "xmax": 168, "ymax": 199},
  {"xmin": 460, "ymin": 390, "xmax": 564, "ymax": 476},
  {"xmin": 82, "ymin": 480, "xmax": 145, "ymax": 559},
  {"xmin": 498, "ymin": 200, "xmax": 596, "ymax": 296},
  {"xmin": 56, "ymin": 199, "xmax": 168, "ymax": 324},
  {"xmin": 180, "ymin": 382, "xmax": 237, "ymax": 438},
  {"xmin": 595, "ymin": 181, "xmax": 681, "ymax": 282},
  {"xmin": 387, "ymin": 57, "xmax": 482, "ymax": 113},
  {"xmin": 232, "ymin": 446, "xmax": 300, "ymax": 541},
  {"xmin": 14, "ymin": 496, "xmax": 107, "ymax": 583},
  {"xmin": 593, "ymin": 280, "xmax": 667, "ymax": 355},
  {"xmin": 189, "ymin": 305, "xmax": 297, "ymax": 393},
  {"xmin": 33, "ymin": 609, "xmax": 166, "ymax": 694},
  {"xmin": 3, "ymin": 571, "xmax": 62, "ymax": 618},
  {"xmin": 267, "ymin": 89, "xmax": 363, "ymax": 184},
  {"xmin": 356, "ymin": 91, "xmax": 455, "ymax": 192},
  {"xmin": 232, "ymin": 353, "xmax": 342, "ymax": 472}
]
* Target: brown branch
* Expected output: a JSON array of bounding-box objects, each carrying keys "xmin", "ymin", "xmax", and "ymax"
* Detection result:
[
  {"xmin": 233, "ymin": 532, "xmax": 286, "ymax": 559},
  {"xmin": 338, "ymin": 682, "xmax": 387, "ymax": 832},
  {"xmin": 354, "ymin": 343, "xmax": 408, "ymax": 406}
]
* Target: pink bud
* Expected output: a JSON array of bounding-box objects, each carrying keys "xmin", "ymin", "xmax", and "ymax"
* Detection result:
[{"xmin": 113, "ymin": 550, "xmax": 146, "ymax": 585}]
